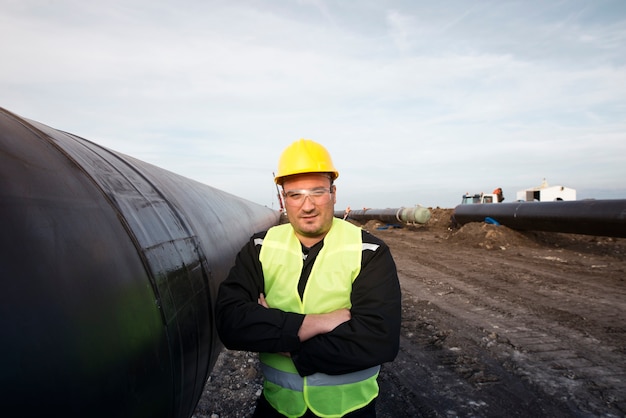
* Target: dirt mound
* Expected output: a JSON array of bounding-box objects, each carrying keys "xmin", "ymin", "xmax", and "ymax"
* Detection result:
[
  {"xmin": 425, "ymin": 207, "xmax": 455, "ymax": 231},
  {"xmin": 447, "ymin": 222, "xmax": 539, "ymax": 250}
]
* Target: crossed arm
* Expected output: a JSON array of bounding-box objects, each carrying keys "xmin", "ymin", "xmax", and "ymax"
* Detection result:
[{"xmin": 258, "ymin": 293, "xmax": 350, "ymax": 342}]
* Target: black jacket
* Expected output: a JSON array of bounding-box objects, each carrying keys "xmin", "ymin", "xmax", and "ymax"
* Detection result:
[{"xmin": 215, "ymin": 225, "xmax": 401, "ymax": 377}]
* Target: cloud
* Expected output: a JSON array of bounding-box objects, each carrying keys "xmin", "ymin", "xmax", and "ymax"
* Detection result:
[{"xmin": 1, "ymin": 0, "xmax": 625, "ymax": 209}]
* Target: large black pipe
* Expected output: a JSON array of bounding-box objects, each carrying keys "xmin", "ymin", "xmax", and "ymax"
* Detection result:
[
  {"xmin": 453, "ymin": 200, "xmax": 626, "ymax": 238},
  {"xmin": 0, "ymin": 107, "xmax": 281, "ymax": 417}
]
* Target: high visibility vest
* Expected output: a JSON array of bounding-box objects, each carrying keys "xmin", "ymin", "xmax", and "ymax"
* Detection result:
[{"xmin": 258, "ymin": 218, "xmax": 380, "ymax": 418}]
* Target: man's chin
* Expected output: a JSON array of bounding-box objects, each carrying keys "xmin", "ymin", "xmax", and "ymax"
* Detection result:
[
  {"xmin": 299, "ymin": 226, "xmax": 322, "ymax": 237},
  {"xmin": 297, "ymin": 222, "xmax": 324, "ymax": 237}
]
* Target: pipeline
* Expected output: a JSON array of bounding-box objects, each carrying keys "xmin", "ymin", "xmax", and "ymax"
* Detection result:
[
  {"xmin": 453, "ymin": 200, "xmax": 626, "ymax": 238},
  {"xmin": 336, "ymin": 205, "xmax": 431, "ymax": 225},
  {"xmin": 0, "ymin": 107, "xmax": 281, "ymax": 417}
]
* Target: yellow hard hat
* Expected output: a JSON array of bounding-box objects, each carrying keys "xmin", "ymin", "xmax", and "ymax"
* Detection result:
[{"xmin": 274, "ymin": 139, "xmax": 339, "ymax": 184}]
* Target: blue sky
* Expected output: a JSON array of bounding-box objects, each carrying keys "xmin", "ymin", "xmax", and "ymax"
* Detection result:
[{"xmin": 2, "ymin": 0, "xmax": 625, "ymax": 209}]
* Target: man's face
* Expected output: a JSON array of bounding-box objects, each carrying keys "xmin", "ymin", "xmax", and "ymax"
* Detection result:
[{"xmin": 282, "ymin": 173, "xmax": 336, "ymax": 246}]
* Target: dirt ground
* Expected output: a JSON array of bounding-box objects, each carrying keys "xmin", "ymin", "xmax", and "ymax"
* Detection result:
[{"xmin": 192, "ymin": 208, "xmax": 626, "ymax": 418}]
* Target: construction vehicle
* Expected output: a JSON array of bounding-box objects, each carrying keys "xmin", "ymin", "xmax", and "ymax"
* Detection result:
[{"xmin": 461, "ymin": 188, "xmax": 505, "ymax": 204}]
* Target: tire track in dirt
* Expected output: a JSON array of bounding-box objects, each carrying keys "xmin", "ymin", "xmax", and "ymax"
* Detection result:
[
  {"xmin": 398, "ymin": 239, "xmax": 626, "ymax": 349},
  {"xmin": 378, "ymin": 227, "xmax": 626, "ymax": 417}
]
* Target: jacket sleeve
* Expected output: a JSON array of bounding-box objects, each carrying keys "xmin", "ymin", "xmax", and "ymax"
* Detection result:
[
  {"xmin": 215, "ymin": 233, "xmax": 305, "ymax": 353},
  {"xmin": 292, "ymin": 232, "xmax": 401, "ymax": 376}
]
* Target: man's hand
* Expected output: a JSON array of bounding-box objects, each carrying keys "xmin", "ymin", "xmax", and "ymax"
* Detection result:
[
  {"xmin": 258, "ymin": 293, "xmax": 269, "ymax": 308},
  {"xmin": 298, "ymin": 308, "xmax": 351, "ymax": 342}
]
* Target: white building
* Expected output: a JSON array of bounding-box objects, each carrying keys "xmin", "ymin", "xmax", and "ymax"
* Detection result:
[{"xmin": 516, "ymin": 179, "xmax": 576, "ymax": 202}]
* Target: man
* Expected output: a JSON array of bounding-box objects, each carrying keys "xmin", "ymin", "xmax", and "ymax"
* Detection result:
[{"xmin": 215, "ymin": 139, "xmax": 401, "ymax": 417}]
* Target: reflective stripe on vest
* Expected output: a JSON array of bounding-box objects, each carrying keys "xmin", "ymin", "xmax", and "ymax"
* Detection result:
[
  {"xmin": 258, "ymin": 219, "xmax": 380, "ymax": 417},
  {"xmin": 260, "ymin": 362, "xmax": 380, "ymax": 390}
]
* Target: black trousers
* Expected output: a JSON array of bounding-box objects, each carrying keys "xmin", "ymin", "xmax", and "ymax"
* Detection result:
[{"xmin": 251, "ymin": 393, "xmax": 377, "ymax": 417}]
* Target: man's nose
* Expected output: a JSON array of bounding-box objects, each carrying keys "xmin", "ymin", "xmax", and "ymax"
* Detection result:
[{"xmin": 301, "ymin": 194, "xmax": 316, "ymax": 209}]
